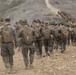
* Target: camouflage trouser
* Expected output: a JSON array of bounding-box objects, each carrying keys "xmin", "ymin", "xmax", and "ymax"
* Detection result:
[
  {"xmin": 35, "ymin": 40, "xmax": 43, "ymax": 56},
  {"xmin": 68, "ymin": 33, "xmax": 71, "ymax": 45},
  {"xmin": 1, "ymin": 42, "xmax": 14, "ymax": 68},
  {"xmin": 71, "ymin": 33, "xmax": 74, "ymax": 44},
  {"xmin": 73, "ymin": 34, "xmax": 76, "ymax": 45},
  {"xmin": 54, "ymin": 37, "xmax": 59, "ymax": 49},
  {"xmin": 22, "ymin": 43, "xmax": 35, "ymax": 67},
  {"xmin": 44, "ymin": 39, "xmax": 54, "ymax": 54},
  {"xmin": 17, "ymin": 38, "xmax": 22, "ymax": 51},
  {"xmin": 68, "ymin": 32, "xmax": 74, "ymax": 45},
  {"xmin": 59, "ymin": 39, "xmax": 67, "ymax": 52},
  {"xmin": 16, "ymin": 30, "xmax": 22, "ymax": 51},
  {"xmin": 2, "ymin": 56, "xmax": 13, "ymax": 68}
]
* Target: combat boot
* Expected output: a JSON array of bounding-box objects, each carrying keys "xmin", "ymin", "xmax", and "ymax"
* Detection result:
[
  {"xmin": 61, "ymin": 49, "xmax": 65, "ymax": 53},
  {"xmin": 29, "ymin": 64, "xmax": 34, "ymax": 69},
  {"xmin": 6, "ymin": 67, "xmax": 11, "ymax": 74},
  {"xmin": 25, "ymin": 65, "xmax": 30, "ymax": 70}
]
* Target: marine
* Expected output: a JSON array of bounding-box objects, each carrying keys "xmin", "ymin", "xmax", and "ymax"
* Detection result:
[
  {"xmin": 42, "ymin": 23, "xmax": 54, "ymax": 56},
  {"xmin": 0, "ymin": 18, "xmax": 17, "ymax": 74},
  {"xmin": 59, "ymin": 23, "xmax": 68, "ymax": 53},
  {"xmin": 33, "ymin": 19, "xmax": 43, "ymax": 57},
  {"xmin": 19, "ymin": 20, "xmax": 36, "ymax": 69}
]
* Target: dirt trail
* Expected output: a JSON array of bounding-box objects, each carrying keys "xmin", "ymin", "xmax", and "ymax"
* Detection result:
[
  {"xmin": 0, "ymin": 45, "xmax": 76, "ymax": 75},
  {"xmin": 45, "ymin": 0, "xmax": 60, "ymax": 16}
]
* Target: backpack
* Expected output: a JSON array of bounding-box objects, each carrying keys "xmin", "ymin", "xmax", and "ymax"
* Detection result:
[
  {"xmin": 1, "ymin": 26, "xmax": 14, "ymax": 42},
  {"xmin": 22, "ymin": 27, "xmax": 34, "ymax": 44}
]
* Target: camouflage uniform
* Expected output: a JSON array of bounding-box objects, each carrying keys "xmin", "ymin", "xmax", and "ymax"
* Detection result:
[
  {"xmin": 32, "ymin": 20, "xmax": 43, "ymax": 56},
  {"xmin": 34, "ymin": 25, "xmax": 43, "ymax": 56},
  {"xmin": 54, "ymin": 24, "xmax": 61, "ymax": 50},
  {"xmin": 59, "ymin": 25, "xmax": 68, "ymax": 53},
  {"xmin": 71, "ymin": 27, "xmax": 74, "ymax": 44},
  {"xmin": 19, "ymin": 23, "xmax": 35, "ymax": 68},
  {"xmin": 72, "ymin": 26, "xmax": 76, "ymax": 45},
  {"xmin": 0, "ymin": 18, "xmax": 4, "ymax": 48},
  {"xmin": 14, "ymin": 21, "xmax": 23, "ymax": 51},
  {"xmin": 42, "ymin": 24, "xmax": 54, "ymax": 56},
  {"xmin": 1, "ymin": 43, "xmax": 14, "ymax": 68},
  {"xmin": 0, "ymin": 18, "xmax": 17, "ymax": 73},
  {"xmin": 67, "ymin": 26, "xmax": 73, "ymax": 45}
]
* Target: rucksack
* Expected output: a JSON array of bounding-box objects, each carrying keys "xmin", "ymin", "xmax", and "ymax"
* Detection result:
[
  {"xmin": 22, "ymin": 27, "xmax": 34, "ymax": 44},
  {"xmin": 1, "ymin": 26, "xmax": 14, "ymax": 42}
]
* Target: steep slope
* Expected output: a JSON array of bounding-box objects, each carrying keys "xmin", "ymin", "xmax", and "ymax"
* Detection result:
[{"xmin": 0, "ymin": 0, "xmax": 76, "ymax": 24}]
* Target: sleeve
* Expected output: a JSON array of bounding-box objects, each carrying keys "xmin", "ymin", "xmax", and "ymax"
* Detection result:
[
  {"xmin": 11, "ymin": 27, "xmax": 16, "ymax": 38},
  {"xmin": 11, "ymin": 27, "xmax": 18, "ymax": 47},
  {"xmin": 40, "ymin": 27, "xmax": 43, "ymax": 35},
  {"xmin": 32, "ymin": 28, "xmax": 35, "ymax": 36},
  {"xmin": 0, "ymin": 26, "xmax": 3, "ymax": 32},
  {"xmin": 32, "ymin": 29, "xmax": 36, "ymax": 42}
]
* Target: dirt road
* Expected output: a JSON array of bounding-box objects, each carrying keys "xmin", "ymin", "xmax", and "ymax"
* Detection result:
[{"xmin": 0, "ymin": 45, "xmax": 76, "ymax": 75}]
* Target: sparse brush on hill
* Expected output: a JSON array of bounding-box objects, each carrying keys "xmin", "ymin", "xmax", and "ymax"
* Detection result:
[
  {"xmin": 0, "ymin": 0, "xmax": 26, "ymax": 16},
  {"xmin": 0, "ymin": 0, "xmax": 76, "ymax": 25}
]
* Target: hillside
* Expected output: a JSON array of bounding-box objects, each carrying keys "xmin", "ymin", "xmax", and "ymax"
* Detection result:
[{"xmin": 0, "ymin": 0, "xmax": 76, "ymax": 24}]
